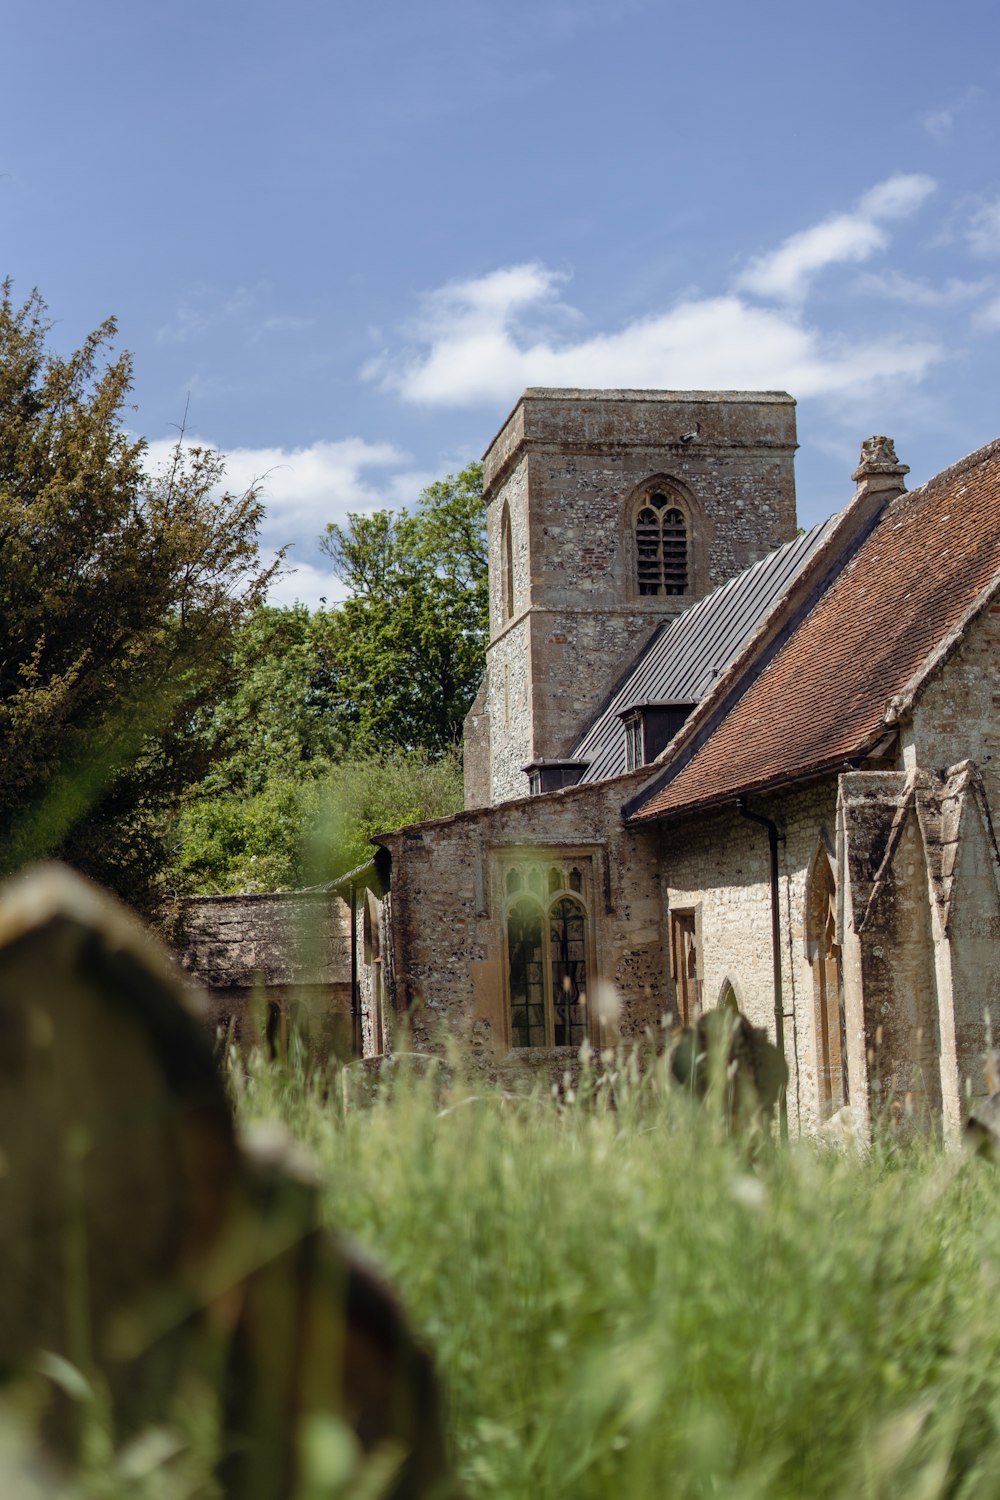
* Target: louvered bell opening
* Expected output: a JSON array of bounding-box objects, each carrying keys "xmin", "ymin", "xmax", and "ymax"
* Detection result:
[
  {"xmin": 636, "ymin": 507, "xmax": 661, "ymax": 596},
  {"xmin": 661, "ymin": 507, "xmax": 687, "ymax": 595}
]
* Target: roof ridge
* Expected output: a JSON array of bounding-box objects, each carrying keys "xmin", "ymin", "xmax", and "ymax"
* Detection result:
[{"xmin": 884, "ymin": 433, "xmax": 1000, "ymax": 518}]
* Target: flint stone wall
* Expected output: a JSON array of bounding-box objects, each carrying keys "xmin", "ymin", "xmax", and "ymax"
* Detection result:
[
  {"xmin": 477, "ymin": 391, "xmax": 798, "ymax": 805},
  {"xmin": 376, "ymin": 768, "xmax": 667, "ymax": 1076}
]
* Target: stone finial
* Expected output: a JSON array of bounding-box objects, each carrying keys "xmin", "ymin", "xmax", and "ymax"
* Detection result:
[{"xmin": 852, "ymin": 435, "xmax": 909, "ymax": 484}]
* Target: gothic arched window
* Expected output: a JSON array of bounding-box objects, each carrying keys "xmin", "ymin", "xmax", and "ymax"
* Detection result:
[
  {"xmin": 508, "ymin": 897, "xmax": 546, "ymax": 1048},
  {"xmin": 500, "ymin": 503, "xmax": 514, "ymax": 621},
  {"xmin": 636, "ymin": 491, "xmax": 688, "ymax": 597},
  {"xmin": 718, "ymin": 978, "xmax": 740, "ymax": 1015},
  {"xmin": 549, "ymin": 896, "xmax": 588, "ymax": 1047},
  {"xmin": 505, "ymin": 861, "xmax": 593, "ymax": 1050},
  {"xmin": 806, "ymin": 846, "xmax": 847, "ymax": 1116}
]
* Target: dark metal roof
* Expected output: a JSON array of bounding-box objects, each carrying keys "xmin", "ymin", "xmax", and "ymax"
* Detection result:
[{"xmin": 570, "ymin": 516, "xmax": 841, "ymax": 784}]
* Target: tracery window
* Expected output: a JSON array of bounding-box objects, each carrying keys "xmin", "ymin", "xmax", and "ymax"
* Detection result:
[
  {"xmin": 636, "ymin": 491, "xmax": 688, "ymax": 597},
  {"xmin": 504, "ymin": 859, "xmax": 592, "ymax": 1049}
]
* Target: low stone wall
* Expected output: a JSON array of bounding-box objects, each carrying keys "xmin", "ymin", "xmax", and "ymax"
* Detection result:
[{"xmin": 178, "ymin": 891, "xmax": 354, "ymax": 1054}]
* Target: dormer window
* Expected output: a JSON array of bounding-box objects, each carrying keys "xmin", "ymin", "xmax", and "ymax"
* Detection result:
[
  {"xmin": 623, "ymin": 712, "xmax": 643, "ymax": 772},
  {"xmin": 620, "ymin": 702, "xmax": 695, "ymax": 769},
  {"xmin": 523, "ymin": 759, "xmax": 589, "ymax": 795},
  {"xmin": 636, "ymin": 492, "xmax": 688, "ymax": 596}
]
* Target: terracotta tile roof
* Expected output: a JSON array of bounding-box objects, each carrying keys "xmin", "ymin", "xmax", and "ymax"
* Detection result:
[
  {"xmin": 570, "ymin": 516, "xmax": 840, "ymax": 784},
  {"xmin": 628, "ymin": 437, "xmax": 1000, "ymax": 823}
]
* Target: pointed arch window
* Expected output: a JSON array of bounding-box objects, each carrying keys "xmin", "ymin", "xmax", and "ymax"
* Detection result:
[
  {"xmin": 806, "ymin": 847, "xmax": 847, "ymax": 1116},
  {"xmin": 636, "ymin": 491, "xmax": 688, "ymax": 597},
  {"xmin": 508, "ymin": 897, "xmax": 546, "ymax": 1048},
  {"xmin": 504, "ymin": 860, "xmax": 594, "ymax": 1049},
  {"xmin": 718, "ymin": 978, "xmax": 740, "ymax": 1015},
  {"xmin": 549, "ymin": 896, "xmax": 588, "ymax": 1046},
  {"xmin": 500, "ymin": 503, "xmax": 514, "ymax": 621}
]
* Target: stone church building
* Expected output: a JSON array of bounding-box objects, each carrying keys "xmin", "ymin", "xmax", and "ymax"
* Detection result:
[{"xmin": 338, "ymin": 387, "xmax": 1000, "ymax": 1139}]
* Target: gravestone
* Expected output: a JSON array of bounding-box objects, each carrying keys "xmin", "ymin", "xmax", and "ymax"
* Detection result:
[{"xmin": 0, "ymin": 865, "xmax": 454, "ymax": 1498}]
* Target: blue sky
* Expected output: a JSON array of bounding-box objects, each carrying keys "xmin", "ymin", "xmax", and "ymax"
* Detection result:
[{"xmin": 3, "ymin": 0, "xmax": 998, "ymax": 606}]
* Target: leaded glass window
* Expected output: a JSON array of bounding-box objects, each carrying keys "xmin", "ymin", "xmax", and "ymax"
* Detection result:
[
  {"xmin": 503, "ymin": 859, "xmax": 595, "ymax": 1050},
  {"xmin": 550, "ymin": 897, "xmax": 588, "ymax": 1047},
  {"xmin": 508, "ymin": 898, "xmax": 546, "ymax": 1048}
]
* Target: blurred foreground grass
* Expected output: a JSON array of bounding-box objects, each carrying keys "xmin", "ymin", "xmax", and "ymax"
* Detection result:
[{"xmin": 230, "ymin": 1045, "xmax": 1000, "ymax": 1500}]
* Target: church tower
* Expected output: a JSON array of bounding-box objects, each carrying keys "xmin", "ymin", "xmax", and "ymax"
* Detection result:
[{"xmin": 463, "ymin": 389, "xmax": 798, "ymax": 808}]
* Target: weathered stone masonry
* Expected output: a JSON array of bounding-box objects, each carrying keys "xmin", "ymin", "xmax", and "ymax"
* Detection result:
[
  {"xmin": 652, "ymin": 594, "xmax": 1000, "ymax": 1140},
  {"xmin": 657, "ymin": 781, "xmax": 840, "ymax": 1136},
  {"xmin": 375, "ymin": 769, "xmax": 665, "ymax": 1074},
  {"xmin": 347, "ymin": 393, "xmax": 1000, "ymax": 1142},
  {"xmin": 465, "ymin": 389, "xmax": 798, "ymax": 808},
  {"xmin": 181, "ymin": 890, "xmax": 353, "ymax": 1051}
]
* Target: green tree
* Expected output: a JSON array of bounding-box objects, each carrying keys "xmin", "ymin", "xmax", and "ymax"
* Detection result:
[
  {"xmin": 0, "ymin": 283, "xmax": 276, "ymax": 911},
  {"xmin": 197, "ymin": 603, "xmax": 350, "ymax": 795},
  {"xmin": 173, "ymin": 749, "xmax": 464, "ymax": 894},
  {"xmin": 167, "ymin": 466, "xmax": 485, "ymax": 896},
  {"xmin": 320, "ymin": 462, "xmax": 487, "ymax": 753}
]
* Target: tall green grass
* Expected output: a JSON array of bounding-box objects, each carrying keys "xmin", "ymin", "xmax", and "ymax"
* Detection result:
[{"xmin": 232, "ymin": 1045, "xmax": 1000, "ymax": 1500}]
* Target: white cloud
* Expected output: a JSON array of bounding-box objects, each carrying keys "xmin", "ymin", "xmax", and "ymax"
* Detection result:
[
  {"xmin": 737, "ymin": 174, "xmax": 936, "ymax": 302},
  {"xmin": 140, "ymin": 434, "xmax": 445, "ymax": 613},
  {"xmin": 363, "ymin": 262, "xmax": 570, "ymax": 384},
  {"xmin": 738, "ymin": 215, "xmax": 888, "ymax": 303},
  {"xmin": 368, "ymin": 273, "xmax": 941, "ymax": 410},
  {"xmin": 857, "ymin": 174, "xmax": 937, "ymax": 221},
  {"xmin": 432, "ymin": 262, "xmax": 566, "ymax": 319},
  {"xmin": 366, "ymin": 173, "xmax": 948, "ymax": 412},
  {"xmin": 265, "ymin": 558, "xmax": 349, "ymax": 611},
  {"xmin": 143, "ymin": 434, "xmax": 429, "ymax": 552},
  {"xmin": 251, "ymin": 315, "xmax": 316, "ymax": 340},
  {"xmin": 156, "ymin": 306, "xmax": 213, "ymax": 345},
  {"xmin": 853, "ymin": 270, "xmax": 991, "ymax": 307},
  {"xmin": 156, "ymin": 284, "xmax": 312, "ymax": 345},
  {"xmin": 156, "ymin": 286, "xmax": 257, "ymax": 345},
  {"xmin": 967, "ymin": 198, "xmax": 1000, "ymax": 258}
]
